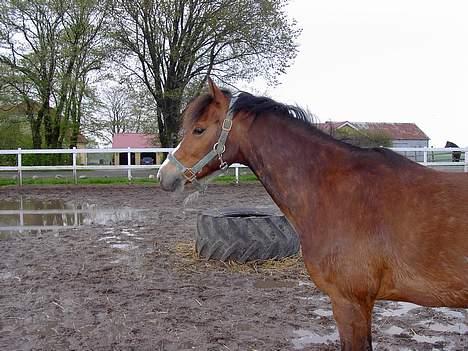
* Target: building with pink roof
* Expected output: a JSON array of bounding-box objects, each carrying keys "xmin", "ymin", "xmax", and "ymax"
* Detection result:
[
  {"xmin": 112, "ymin": 133, "xmax": 159, "ymax": 148},
  {"xmin": 111, "ymin": 133, "xmax": 161, "ymax": 165}
]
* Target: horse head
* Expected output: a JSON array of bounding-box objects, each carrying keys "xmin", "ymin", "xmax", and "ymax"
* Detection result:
[{"xmin": 158, "ymin": 78, "xmax": 245, "ymax": 191}]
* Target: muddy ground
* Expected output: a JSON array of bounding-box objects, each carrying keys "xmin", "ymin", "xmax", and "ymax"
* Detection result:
[{"xmin": 0, "ymin": 183, "xmax": 466, "ymax": 351}]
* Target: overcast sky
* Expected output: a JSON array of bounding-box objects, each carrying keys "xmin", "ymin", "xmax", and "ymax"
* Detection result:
[{"xmin": 249, "ymin": 0, "xmax": 468, "ymax": 147}]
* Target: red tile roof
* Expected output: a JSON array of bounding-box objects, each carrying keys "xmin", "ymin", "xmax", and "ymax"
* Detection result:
[
  {"xmin": 318, "ymin": 121, "xmax": 429, "ymax": 140},
  {"xmin": 112, "ymin": 133, "xmax": 159, "ymax": 148}
]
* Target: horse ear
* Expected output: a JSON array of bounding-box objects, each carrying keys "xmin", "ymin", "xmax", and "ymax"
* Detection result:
[{"xmin": 207, "ymin": 77, "xmax": 224, "ymax": 103}]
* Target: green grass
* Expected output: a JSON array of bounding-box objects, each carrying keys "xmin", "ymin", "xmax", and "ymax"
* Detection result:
[
  {"xmin": 430, "ymin": 151, "xmax": 465, "ymax": 162},
  {"xmin": 0, "ymin": 177, "xmax": 157, "ymax": 187},
  {"xmin": 214, "ymin": 174, "xmax": 258, "ymax": 183},
  {"xmin": 0, "ymin": 178, "xmax": 18, "ymax": 187},
  {"xmin": 0, "ymin": 174, "xmax": 259, "ymax": 187}
]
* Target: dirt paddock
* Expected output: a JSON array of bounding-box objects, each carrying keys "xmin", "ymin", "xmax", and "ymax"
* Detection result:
[{"xmin": 0, "ymin": 184, "xmax": 466, "ymax": 350}]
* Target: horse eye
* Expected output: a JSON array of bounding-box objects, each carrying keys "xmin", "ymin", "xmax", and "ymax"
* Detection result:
[{"xmin": 193, "ymin": 127, "xmax": 205, "ymax": 135}]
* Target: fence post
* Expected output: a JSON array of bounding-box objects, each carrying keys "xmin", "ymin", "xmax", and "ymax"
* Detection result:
[
  {"xmin": 72, "ymin": 147, "xmax": 77, "ymax": 184},
  {"xmin": 235, "ymin": 165, "xmax": 239, "ymax": 184},
  {"xmin": 423, "ymin": 150, "xmax": 427, "ymax": 166},
  {"xmin": 17, "ymin": 148, "xmax": 22, "ymax": 187},
  {"xmin": 127, "ymin": 147, "xmax": 132, "ymax": 183}
]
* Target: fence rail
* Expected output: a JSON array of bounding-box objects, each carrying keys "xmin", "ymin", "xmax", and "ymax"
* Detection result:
[
  {"xmin": 0, "ymin": 147, "xmax": 247, "ymax": 185},
  {"xmin": 0, "ymin": 146, "xmax": 466, "ymax": 186}
]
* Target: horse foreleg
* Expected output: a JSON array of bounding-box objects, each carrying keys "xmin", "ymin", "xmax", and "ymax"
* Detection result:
[{"xmin": 330, "ymin": 295, "xmax": 374, "ymax": 351}]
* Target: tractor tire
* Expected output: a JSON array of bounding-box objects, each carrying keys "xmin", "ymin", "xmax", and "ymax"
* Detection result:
[{"xmin": 195, "ymin": 207, "xmax": 300, "ymax": 263}]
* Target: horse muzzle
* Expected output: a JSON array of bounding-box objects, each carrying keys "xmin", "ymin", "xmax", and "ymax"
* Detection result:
[{"xmin": 158, "ymin": 161, "xmax": 184, "ymax": 192}]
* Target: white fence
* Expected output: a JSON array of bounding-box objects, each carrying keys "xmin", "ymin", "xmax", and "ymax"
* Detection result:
[
  {"xmin": 0, "ymin": 147, "xmax": 247, "ymax": 185},
  {"xmin": 391, "ymin": 147, "xmax": 467, "ymax": 170},
  {"xmin": 0, "ymin": 146, "xmax": 466, "ymax": 186}
]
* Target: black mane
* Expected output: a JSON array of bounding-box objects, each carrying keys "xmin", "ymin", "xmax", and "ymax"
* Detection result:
[
  {"xmin": 231, "ymin": 92, "xmax": 314, "ymax": 125},
  {"xmin": 183, "ymin": 89, "xmax": 421, "ymax": 169},
  {"xmin": 183, "ymin": 89, "xmax": 316, "ymax": 130},
  {"xmin": 228, "ymin": 92, "xmax": 420, "ymax": 168}
]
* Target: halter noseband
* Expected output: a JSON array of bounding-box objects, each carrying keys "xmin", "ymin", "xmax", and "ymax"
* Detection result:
[{"xmin": 167, "ymin": 96, "xmax": 237, "ymax": 183}]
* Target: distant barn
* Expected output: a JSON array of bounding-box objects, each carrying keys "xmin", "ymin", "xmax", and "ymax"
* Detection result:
[
  {"xmin": 112, "ymin": 133, "xmax": 161, "ymax": 165},
  {"xmin": 319, "ymin": 121, "xmax": 430, "ymax": 161}
]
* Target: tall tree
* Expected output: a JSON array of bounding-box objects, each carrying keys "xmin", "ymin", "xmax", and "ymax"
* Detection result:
[
  {"xmin": 0, "ymin": 0, "xmax": 109, "ymax": 149},
  {"xmin": 111, "ymin": 0, "xmax": 300, "ymax": 147}
]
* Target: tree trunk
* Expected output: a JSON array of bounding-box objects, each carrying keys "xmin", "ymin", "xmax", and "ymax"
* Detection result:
[
  {"xmin": 159, "ymin": 93, "xmax": 182, "ymax": 147},
  {"xmin": 70, "ymin": 85, "xmax": 84, "ymax": 148},
  {"xmin": 31, "ymin": 118, "xmax": 42, "ymax": 149},
  {"xmin": 24, "ymin": 99, "xmax": 42, "ymax": 149}
]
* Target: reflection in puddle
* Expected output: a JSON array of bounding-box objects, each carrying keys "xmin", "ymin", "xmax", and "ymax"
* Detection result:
[
  {"xmin": 0, "ymin": 197, "xmax": 146, "ymax": 238},
  {"xmin": 291, "ymin": 329, "xmax": 338, "ymax": 349}
]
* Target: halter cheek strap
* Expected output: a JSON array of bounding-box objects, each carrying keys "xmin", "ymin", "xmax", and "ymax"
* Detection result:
[{"xmin": 168, "ymin": 95, "xmax": 237, "ymax": 183}]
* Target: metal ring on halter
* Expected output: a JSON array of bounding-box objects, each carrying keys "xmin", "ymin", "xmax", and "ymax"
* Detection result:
[{"xmin": 213, "ymin": 142, "xmax": 226, "ymax": 155}]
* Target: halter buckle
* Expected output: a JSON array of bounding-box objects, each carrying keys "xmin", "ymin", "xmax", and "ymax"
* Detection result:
[
  {"xmin": 183, "ymin": 168, "xmax": 197, "ymax": 182},
  {"xmin": 222, "ymin": 119, "xmax": 233, "ymax": 132}
]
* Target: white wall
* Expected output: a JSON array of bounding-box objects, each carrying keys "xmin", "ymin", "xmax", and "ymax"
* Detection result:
[{"xmin": 392, "ymin": 139, "xmax": 429, "ymax": 161}]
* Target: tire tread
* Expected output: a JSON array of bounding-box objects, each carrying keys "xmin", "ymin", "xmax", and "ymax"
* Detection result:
[{"xmin": 195, "ymin": 207, "xmax": 300, "ymax": 262}]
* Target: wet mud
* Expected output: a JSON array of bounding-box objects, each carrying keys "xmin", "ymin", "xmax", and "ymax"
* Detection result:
[{"xmin": 0, "ymin": 184, "xmax": 466, "ymax": 350}]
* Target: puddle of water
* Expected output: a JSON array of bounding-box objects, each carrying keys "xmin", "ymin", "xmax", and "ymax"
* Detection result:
[
  {"xmin": 110, "ymin": 243, "xmax": 135, "ymax": 250},
  {"xmin": 313, "ymin": 308, "xmax": 333, "ymax": 317},
  {"xmin": 378, "ymin": 302, "xmax": 420, "ymax": 317},
  {"xmin": 426, "ymin": 322, "xmax": 468, "ymax": 334},
  {"xmin": 411, "ymin": 333, "xmax": 446, "ymax": 344},
  {"xmin": 0, "ymin": 271, "xmax": 14, "ymax": 280},
  {"xmin": 0, "ymin": 197, "xmax": 146, "ymax": 237},
  {"xmin": 298, "ymin": 280, "xmax": 313, "ymax": 287},
  {"xmin": 291, "ymin": 329, "xmax": 339, "ymax": 349},
  {"xmin": 254, "ymin": 279, "xmax": 295, "ymax": 289},
  {"xmin": 384, "ymin": 325, "xmax": 405, "ymax": 335},
  {"xmin": 375, "ymin": 302, "xmax": 467, "ymax": 349},
  {"xmin": 433, "ymin": 307, "xmax": 466, "ymax": 319},
  {"xmin": 98, "ymin": 236, "xmax": 119, "ymax": 241}
]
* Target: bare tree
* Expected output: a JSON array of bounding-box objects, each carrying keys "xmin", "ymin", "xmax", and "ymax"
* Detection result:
[
  {"xmin": 111, "ymin": 0, "xmax": 300, "ymax": 147},
  {"xmin": 84, "ymin": 84, "xmax": 158, "ymax": 145}
]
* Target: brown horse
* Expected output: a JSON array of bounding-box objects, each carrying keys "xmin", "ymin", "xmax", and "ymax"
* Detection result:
[{"xmin": 158, "ymin": 78, "xmax": 468, "ymax": 350}]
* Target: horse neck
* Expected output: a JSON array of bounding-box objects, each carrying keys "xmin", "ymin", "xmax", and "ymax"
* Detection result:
[{"xmin": 238, "ymin": 114, "xmax": 347, "ymax": 220}]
